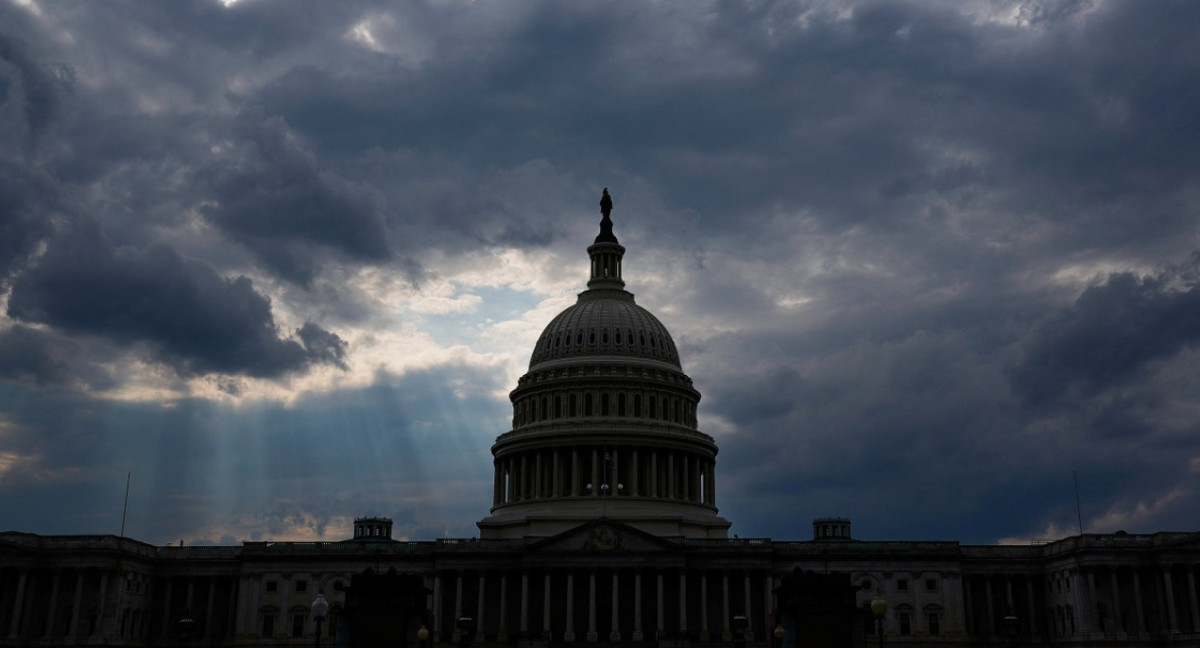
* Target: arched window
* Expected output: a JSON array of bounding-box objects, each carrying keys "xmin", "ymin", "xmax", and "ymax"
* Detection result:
[
  {"xmin": 648, "ymin": 396, "xmax": 656, "ymax": 419},
  {"xmin": 589, "ymin": 330, "xmax": 596, "ymax": 344},
  {"xmin": 569, "ymin": 394, "xmax": 577, "ymax": 417},
  {"xmin": 633, "ymin": 394, "xmax": 642, "ymax": 417},
  {"xmin": 615, "ymin": 330, "xmax": 622, "ymax": 344},
  {"xmin": 541, "ymin": 397, "xmax": 548, "ymax": 421},
  {"xmin": 585, "ymin": 394, "xmax": 593, "ymax": 416},
  {"xmin": 601, "ymin": 393, "xmax": 610, "ymax": 416},
  {"xmin": 618, "ymin": 394, "xmax": 626, "ymax": 416},
  {"xmin": 602, "ymin": 329, "xmax": 608, "ymax": 344},
  {"xmin": 554, "ymin": 395, "xmax": 562, "ymax": 418}
]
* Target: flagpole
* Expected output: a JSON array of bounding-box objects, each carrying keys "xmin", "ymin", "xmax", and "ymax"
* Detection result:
[{"xmin": 120, "ymin": 471, "xmax": 131, "ymax": 538}]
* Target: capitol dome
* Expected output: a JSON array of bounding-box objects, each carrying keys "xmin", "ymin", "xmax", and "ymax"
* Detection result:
[
  {"xmin": 478, "ymin": 189, "xmax": 730, "ymax": 540},
  {"xmin": 529, "ymin": 292, "xmax": 681, "ymax": 369}
]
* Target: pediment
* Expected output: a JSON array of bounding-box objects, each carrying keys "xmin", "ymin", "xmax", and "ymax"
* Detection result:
[{"xmin": 526, "ymin": 519, "xmax": 682, "ymax": 554}]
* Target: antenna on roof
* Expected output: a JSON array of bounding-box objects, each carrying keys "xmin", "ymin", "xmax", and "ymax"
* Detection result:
[
  {"xmin": 1073, "ymin": 470, "xmax": 1084, "ymax": 536},
  {"xmin": 120, "ymin": 470, "xmax": 131, "ymax": 539}
]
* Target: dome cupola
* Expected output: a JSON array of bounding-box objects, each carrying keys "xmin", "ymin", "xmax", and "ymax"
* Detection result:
[{"xmin": 478, "ymin": 190, "xmax": 730, "ymax": 540}]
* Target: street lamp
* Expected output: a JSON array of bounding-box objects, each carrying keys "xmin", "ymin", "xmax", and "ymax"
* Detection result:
[
  {"xmin": 457, "ymin": 616, "xmax": 474, "ymax": 648},
  {"xmin": 311, "ymin": 593, "xmax": 329, "ymax": 648},
  {"xmin": 1002, "ymin": 608, "xmax": 1019, "ymax": 648},
  {"xmin": 177, "ymin": 611, "xmax": 195, "ymax": 645},
  {"xmin": 870, "ymin": 590, "xmax": 887, "ymax": 648},
  {"xmin": 418, "ymin": 624, "xmax": 430, "ymax": 648},
  {"xmin": 732, "ymin": 615, "xmax": 747, "ymax": 648},
  {"xmin": 773, "ymin": 624, "xmax": 784, "ymax": 648}
]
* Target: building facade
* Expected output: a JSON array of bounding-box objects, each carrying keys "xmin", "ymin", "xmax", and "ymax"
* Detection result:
[{"xmin": 2, "ymin": 194, "xmax": 1199, "ymax": 647}]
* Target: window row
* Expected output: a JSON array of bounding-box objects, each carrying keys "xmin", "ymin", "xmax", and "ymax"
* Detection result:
[
  {"xmin": 536, "ymin": 326, "xmax": 676, "ymax": 357},
  {"xmin": 514, "ymin": 391, "xmax": 696, "ymax": 428}
]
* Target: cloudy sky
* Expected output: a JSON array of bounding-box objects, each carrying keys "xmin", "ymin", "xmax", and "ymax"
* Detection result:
[{"xmin": 1, "ymin": 0, "xmax": 1199, "ymax": 546}]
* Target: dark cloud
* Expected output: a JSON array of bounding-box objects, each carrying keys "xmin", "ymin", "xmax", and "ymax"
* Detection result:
[
  {"xmin": 0, "ymin": 162, "xmax": 56, "ymax": 283},
  {"xmin": 198, "ymin": 114, "xmax": 391, "ymax": 284},
  {"xmin": 7, "ymin": 220, "xmax": 347, "ymax": 378},
  {"xmin": 1012, "ymin": 261, "xmax": 1200, "ymax": 405},
  {"xmin": 0, "ymin": 325, "xmax": 74, "ymax": 386},
  {"xmin": 1, "ymin": 0, "xmax": 1199, "ymax": 545}
]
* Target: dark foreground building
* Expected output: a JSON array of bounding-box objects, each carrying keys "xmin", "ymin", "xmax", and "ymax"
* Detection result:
[{"xmin": 3, "ymin": 194, "xmax": 1199, "ymax": 647}]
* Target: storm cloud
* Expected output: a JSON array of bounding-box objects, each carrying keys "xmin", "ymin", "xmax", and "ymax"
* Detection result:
[{"xmin": 0, "ymin": 0, "xmax": 1198, "ymax": 545}]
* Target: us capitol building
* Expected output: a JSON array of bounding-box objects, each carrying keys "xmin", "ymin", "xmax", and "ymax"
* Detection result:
[{"xmin": 2, "ymin": 193, "xmax": 1198, "ymax": 647}]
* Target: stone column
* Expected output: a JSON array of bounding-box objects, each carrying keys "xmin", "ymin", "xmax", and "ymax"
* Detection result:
[
  {"xmin": 520, "ymin": 571, "xmax": 529, "ymax": 637},
  {"xmin": 763, "ymin": 575, "xmax": 774, "ymax": 638},
  {"xmin": 45, "ymin": 568, "xmax": 61, "ymax": 638},
  {"xmin": 476, "ymin": 573, "xmax": 486, "ymax": 643},
  {"xmin": 454, "ymin": 573, "xmax": 464, "ymax": 627},
  {"xmin": 433, "ymin": 574, "xmax": 443, "ymax": 642},
  {"xmin": 587, "ymin": 571, "xmax": 597, "ymax": 641},
  {"xmin": 657, "ymin": 571, "xmax": 665, "ymax": 638},
  {"xmin": 1163, "ymin": 567, "xmax": 1179, "ymax": 633},
  {"xmin": 161, "ymin": 577, "xmax": 175, "ymax": 638},
  {"xmin": 499, "ymin": 574, "xmax": 510, "ymax": 641},
  {"xmin": 571, "ymin": 450, "xmax": 580, "ymax": 496},
  {"xmin": 1132, "ymin": 569, "xmax": 1145, "ymax": 635},
  {"xmin": 963, "ymin": 575, "xmax": 975, "ymax": 636},
  {"xmin": 667, "ymin": 454, "xmax": 676, "ymax": 499},
  {"xmin": 633, "ymin": 571, "xmax": 644, "ymax": 641},
  {"xmin": 204, "ymin": 577, "xmax": 216, "ymax": 638},
  {"xmin": 744, "ymin": 573, "xmax": 754, "ymax": 640},
  {"xmin": 565, "ymin": 571, "xmax": 576, "ymax": 642},
  {"xmin": 541, "ymin": 573, "xmax": 550, "ymax": 641},
  {"xmin": 984, "ymin": 576, "xmax": 995, "ymax": 636},
  {"xmin": 650, "ymin": 452, "xmax": 658, "ymax": 498},
  {"xmin": 553, "ymin": 451, "xmax": 561, "ymax": 498},
  {"xmin": 678, "ymin": 571, "xmax": 687, "ymax": 636},
  {"xmin": 69, "ymin": 570, "xmax": 85, "ymax": 639},
  {"xmin": 700, "ymin": 573, "xmax": 709, "ymax": 640},
  {"xmin": 96, "ymin": 570, "xmax": 113, "ymax": 639},
  {"xmin": 1110, "ymin": 569, "xmax": 1124, "ymax": 633},
  {"xmin": 1188, "ymin": 568, "xmax": 1200, "ymax": 637},
  {"xmin": 535, "ymin": 454, "xmax": 543, "ymax": 500},
  {"xmin": 611, "ymin": 571, "xmax": 621, "ymax": 641},
  {"xmin": 8, "ymin": 568, "xmax": 26, "ymax": 638},
  {"xmin": 631, "ymin": 450, "xmax": 639, "ymax": 496},
  {"xmin": 1025, "ymin": 577, "xmax": 1037, "ymax": 640},
  {"xmin": 591, "ymin": 449, "xmax": 599, "ymax": 495},
  {"xmin": 721, "ymin": 572, "xmax": 731, "ymax": 640}
]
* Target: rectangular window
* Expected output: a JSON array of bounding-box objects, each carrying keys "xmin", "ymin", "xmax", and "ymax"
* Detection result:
[
  {"xmin": 295, "ymin": 580, "xmax": 307, "ymax": 592},
  {"xmin": 925, "ymin": 578, "xmax": 937, "ymax": 591},
  {"xmin": 292, "ymin": 614, "xmax": 305, "ymax": 638},
  {"xmin": 928, "ymin": 612, "xmax": 940, "ymax": 636},
  {"xmin": 262, "ymin": 615, "xmax": 275, "ymax": 637},
  {"xmin": 899, "ymin": 613, "xmax": 911, "ymax": 636},
  {"xmin": 896, "ymin": 579, "xmax": 909, "ymax": 591},
  {"xmin": 265, "ymin": 581, "xmax": 278, "ymax": 592}
]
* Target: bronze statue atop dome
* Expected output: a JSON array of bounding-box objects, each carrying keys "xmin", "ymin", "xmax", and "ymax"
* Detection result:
[{"xmin": 600, "ymin": 187, "xmax": 613, "ymax": 218}]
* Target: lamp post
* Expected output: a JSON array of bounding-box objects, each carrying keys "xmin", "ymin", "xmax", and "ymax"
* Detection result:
[
  {"xmin": 311, "ymin": 593, "xmax": 329, "ymax": 648},
  {"xmin": 418, "ymin": 624, "xmax": 430, "ymax": 648},
  {"xmin": 732, "ymin": 615, "xmax": 747, "ymax": 648},
  {"xmin": 1002, "ymin": 608, "xmax": 1019, "ymax": 648},
  {"xmin": 870, "ymin": 591, "xmax": 887, "ymax": 648},
  {"xmin": 457, "ymin": 616, "xmax": 474, "ymax": 648},
  {"xmin": 177, "ymin": 611, "xmax": 195, "ymax": 646},
  {"xmin": 773, "ymin": 624, "xmax": 784, "ymax": 648}
]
